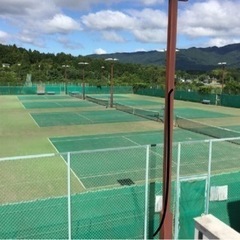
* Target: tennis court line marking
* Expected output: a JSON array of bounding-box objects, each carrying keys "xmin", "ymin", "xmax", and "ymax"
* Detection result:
[
  {"xmin": 76, "ymin": 112, "xmax": 94, "ymax": 123},
  {"xmin": 28, "ymin": 113, "xmax": 40, "ymax": 127},
  {"xmin": 18, "ymin": 98, "xmax": 26, "ymax": 109},
  {"xmin": 55, "ymin": 102, "xmax": 63, "ymax": 107},
  {"xmin": 50, "ymin": 131, "xmax": 161, "ymax": 143},
  {"xmin": 122, "ymin": 135, "xmax": 164, "ymax": 159},
  {"xmin": 122, "ymin": 136, "xmax": 141, "ymax": 146},
  {"xmin": 48, "ymin": 138, "xmax": 86, "ymax": 190},
  {"xmin": 51, "ymin": 135, "xmax": 124, "ymax": 143}
]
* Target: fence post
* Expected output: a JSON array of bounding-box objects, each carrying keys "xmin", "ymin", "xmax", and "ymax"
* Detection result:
[
  {"xmin": 67, "ymin": 152, "xmax": 71, "ymax": 240},
  {"xmin": 174, "ymin": 142, "xmax": 181, "ymax": 240},
  {"xmin": 205, "ymin": 140, "xmax": 212, "ymax": 214},
  {"xmin": 144, "ymin": 145, "xmax": 150, "ymax": 239}
]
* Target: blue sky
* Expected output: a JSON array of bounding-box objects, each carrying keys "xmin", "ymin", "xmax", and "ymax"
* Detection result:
[{"xmin": 0, "ymin": 0, "xmax": 240, "ymax": 56}]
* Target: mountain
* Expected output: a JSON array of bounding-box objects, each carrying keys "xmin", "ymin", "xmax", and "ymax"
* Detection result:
[{"xmin": 87, "ymin": 43, "xmax": 240, "ymax": 71}]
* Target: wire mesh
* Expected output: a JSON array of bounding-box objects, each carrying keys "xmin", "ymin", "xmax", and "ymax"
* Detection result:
[{"xmin": 1, "ymin": 138, "xmax": 240, "ymax": 239}]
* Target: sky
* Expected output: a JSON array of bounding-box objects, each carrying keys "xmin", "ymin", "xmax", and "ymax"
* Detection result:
[{"xmin": 0, "ymin": 0, "xmax": 240, "ymax": 56}]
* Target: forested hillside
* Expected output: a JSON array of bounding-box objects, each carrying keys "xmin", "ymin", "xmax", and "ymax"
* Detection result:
[
  {"xmin": 88, "ymin": 43, "xmax": 240, "ymax": 71},
  {"xmin": 0, "ymin": 43, "xmax": 240, "ymax": 94}
]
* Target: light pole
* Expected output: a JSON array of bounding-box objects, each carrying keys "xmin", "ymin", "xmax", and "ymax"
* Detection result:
[
  {"xmin": 17, "ymin": 63, "xmax": 21, "ymax": 82},
  {"xmin": 78, "ymin": 62, "xmax": 89, "ymax": 99},
  {"xmin": 218, "ymin": 62, "xmax": 227, "ymax": 93},
  {"xmin": 154, "ymin": 1, "xmax": 188, "ymax": 239},
  {"xmin": 105, "ymin": 58, "xmax": 118, "ymax": 108},
  {"xmin": 62, "ymin": 65, "xmax": 69, "ymax": 94},
  {"xmin": 101, "ymin": 66, "xmax": 105, "ymax": 82}
]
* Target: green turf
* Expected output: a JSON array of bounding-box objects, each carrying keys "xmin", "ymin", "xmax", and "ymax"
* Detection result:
[{"xmin": 0, "ymin": 155, "xmax": 84, "ymax": 204}]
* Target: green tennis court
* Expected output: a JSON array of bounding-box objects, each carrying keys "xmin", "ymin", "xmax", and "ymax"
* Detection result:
[
  {"xmin": 31, "ymin": 109, "xmax": 153, "ymax": 127},
  {"xmin": 50, "ymin": 128, "xmax": 240, "ymax": 189},
  {"xmin": 50, "ymin": 131, "xmax": 163, "ymax": 189},
  {"xmin": 18, "ymin": 95, "xmax": 71, "ymax": 101},
  {"xmin": 174, "ymin": 108, "xmax": 233, "ymax": 119},
  {"xmin": 22, "ymin": 100, "xmax": 97, "ymax": 109}
]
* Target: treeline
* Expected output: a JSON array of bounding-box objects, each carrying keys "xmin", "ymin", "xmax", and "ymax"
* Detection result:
[{"xmin": 0, "ymin": 44, "xmax": 240, "ymax": 94}]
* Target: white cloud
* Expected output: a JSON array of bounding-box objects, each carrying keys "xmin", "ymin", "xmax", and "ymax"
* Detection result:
[
  {"xmin": 44, "ymin": 14, "xmax": 81, "ymax": 34},
  {"xmin": 140, "ymin": 0, "xmax": 164, "ymax": 6},
  {"xmin": 82, "ymin": 8, "xmax": 167, "ymax": 44},
  {"xmin": 57, "ymin": 36, "xmax": 83, "ymax": 50},
  {"xmin": 134, "ymin": 48, "xmax": 147, "ymax": 52},
  {"xmin": 94, "ymin": 48, "xmax": 107, "ymax": 54},
  {"xmin": 82, "ymin": 10, "xmax": 135, "ymax": 30},
  {"xmin": 102, "ymin": 31, "xmax": 125, "ymax": 42},
  {"xmin": 179, "ymin": 0, "xmax": 240, "ymax": 44},
  {"xmin": 0, "ymin": 0, "xmax": 239, "ymax": 55},
  {"xmin": 207, "ymin": 37, "xmax": 240, "ymax": 47},
  {"xmin": 133, "ymin": 29, "xmax": 166, "ymax": 43},
  {"xmin": 0, "ymin": 31, "xmax": 9, "ymax": 44}
]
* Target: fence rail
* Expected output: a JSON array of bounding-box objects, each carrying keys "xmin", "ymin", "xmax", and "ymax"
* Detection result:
[{"xmin": 1, "ymin": 137, "xmax": 240, "ymax": 239}]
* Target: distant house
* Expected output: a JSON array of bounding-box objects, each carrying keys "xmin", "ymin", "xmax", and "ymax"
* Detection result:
[{"xmin": 2, "ymin": 63, "xmax": 10, "ymax": 68}]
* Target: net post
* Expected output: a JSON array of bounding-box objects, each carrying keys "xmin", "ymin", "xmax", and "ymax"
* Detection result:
[{"xmin": 67, "ymin": 152, "xmax": 72, "ymax": 240}]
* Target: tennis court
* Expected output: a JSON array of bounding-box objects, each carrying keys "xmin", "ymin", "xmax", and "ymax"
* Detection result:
[
  {"xmin": 3, "ymin": 93, "xmax": 240, "ymax": 191},
  {"xmin": 31, "ymin": 109, "xmax": 154, "ymax": 127},
  {"xmin": 49, "ymin": 122, "xmax": 240, "ymax": 190},
  {"xmin": 22, "ymin": 100, "xmax": 97, "ymax": 109},
  {"xmin": 1, "ymin": 93, "xmax": 240, "ymax": 239},
  {"xmin": 18, "ymin": 95, "xmax": 71, "ymax": 101}
]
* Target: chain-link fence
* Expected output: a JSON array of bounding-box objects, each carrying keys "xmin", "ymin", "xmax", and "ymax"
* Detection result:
[
  {"xmin": 173, "ymin": 137, "xmax": 240, "ymax": 239},
  {"xmin": 1, "ymin": 138, "xmax": 240, "ymax": 239}
]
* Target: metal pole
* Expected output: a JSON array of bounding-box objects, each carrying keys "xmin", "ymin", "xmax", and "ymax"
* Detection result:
[
  {"xmin": 205, "ymin": 140, "xmax": 213, "ymax": 214},
  {"xmin": 161, "ymin": 0, "xmax": 179, "ymax": 238},
  {"xmin": 105, "ymin": 58, "xmax": 118, "ymax": 108},
  {"xmin": 78, "ymin": 62, "xmax": 89, "ymax": 100},
  {"xmin": 67, "ymin": 152, "xmax": 71, "ymax": 240},
  {"xmin": 82, "ymin": 67, "xmax": 85, "ymax": 100},
  {"xmin": 174, "ymin": 142, "xmax": 181, "ymax": 240},
  {"xmin": 65, "ymin": 67, "xmax": 67, "ymax": 94},
  {"xmin": 144, "ymin": 145, "xmax": 150, "ymax": 239},
  {"xmin": 110, "ymin": 63, "xmax": 114, "ymax": 108}
]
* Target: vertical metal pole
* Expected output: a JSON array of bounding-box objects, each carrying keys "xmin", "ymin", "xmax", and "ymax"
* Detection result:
[
  {"xmin": 110, "ymin": 63, "xmax": 114, "ymax": 108},
  {"xmin": 64, "ymin": 67, "xmax": 67, "ymax": 95},
  {"xmin": 67, "ymin": 152, "xmax": 71, "ymax": 240},
  {"xmin": 144, "ymin": 145, "xmax": 150, "ymax": 239},
  {"xmin": 82, "ymin": 67, "xmax": 85, "ymax": 100},
  {"xmin": 205, "ymin": 140, "xmax": 212, "ymax": 214},
  {"xmin": 174, "ymin": 142, "xmax": 181, "ymax": 239},
  {"xmin": 161, "ymin": 0, "xmax": 179, "ymax": 238},
  {"xmin": 221, "ymin": 64, "xmax": 225, "ymax": 93}
]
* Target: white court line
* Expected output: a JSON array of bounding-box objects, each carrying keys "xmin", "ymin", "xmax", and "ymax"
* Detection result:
[
  {"xmin": 28, "ymin": 113, "xmax": 40, "ymax": 128},
  {"xmin": 76, "ymin": 112, "xmax": 94, "ymax": 123},
  {"xmin": 122, "ymin": 135, "xmax": 164, "ymax": 159},
  {"xmin": 51, "ymin": 135, "xmax": 122, "ymax": 143},
  {"xmin": 55, "ymin": 102, "xmax": 62, "ymax": 107},
  {"xmin": 122, "ymin": 136, "xmax": 141, "ymax": 146},
  {"xmin": 18, "ymin": 99, "xmax": 26, "ymax": 109},
  {"xmin": 48, "ymin": 138, "xmax": 86, "ymax": 190}
]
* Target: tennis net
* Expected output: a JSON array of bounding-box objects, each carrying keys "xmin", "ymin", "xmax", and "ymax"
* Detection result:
[
  {"xmin": 86, "ymin": 96, "xmax": 109, "ymax": 107},
  {"xmin": 116, "ymin": 103, "xmax": 164, "ymax": 122},
  {"xmin": 176, "ymin": 116, "xmax": 240, "ymax": 145}
]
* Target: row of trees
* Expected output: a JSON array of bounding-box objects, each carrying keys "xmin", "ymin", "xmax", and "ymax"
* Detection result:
[{"xmin": 0, "ymin": 44, "xmax": 240, "ymax": 94}]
